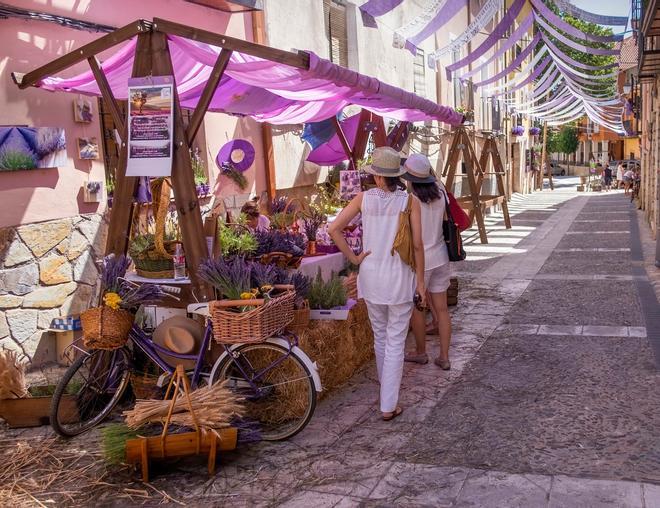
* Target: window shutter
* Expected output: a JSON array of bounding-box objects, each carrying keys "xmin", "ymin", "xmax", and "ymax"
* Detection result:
[
  {"xmin": 325, "ymin": 0, "xmax": 348, "ymax": 67},
  {"xmin": 413, "ymin": 49, "xmax": 426, "ymax": 97}
]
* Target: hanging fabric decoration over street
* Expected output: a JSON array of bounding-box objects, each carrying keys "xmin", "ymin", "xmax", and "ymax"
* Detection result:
[
  {"xmin": 359, "ymin": 0, "xmax": 404, "ymax": 28},
  {"xmin": 530, "ymin": 0, "xmax": 625, "ymax": 42},
  {"xmin": 472, "ymin": 32, "xmax": 540, "ymax": 88},
  {"xmin": 393, "ymin": 0, "xmax": 466, "ymax": 53},
  {"xmin": 535, "ymin": 14, "xmax": 619, "ymax": 55},
  {"xmin": 554, "ymin": 0, "xmax": 629, "ymax": 26},
  {"xmin": 445, "ymin": 0, "xmax": 526, "ymax": 80},
  {"xmin": 427, "ymin": 0, "xmax": 501, "ymax": 68}
]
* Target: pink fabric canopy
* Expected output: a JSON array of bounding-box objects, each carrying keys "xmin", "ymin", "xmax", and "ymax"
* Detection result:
[
  {"xmin": 37, "ymin": 36, "xmax": 462, "ymax": 126},
  {"xmin": 306, "ymin": 113, "xmax": 361, "ymax": 165}
]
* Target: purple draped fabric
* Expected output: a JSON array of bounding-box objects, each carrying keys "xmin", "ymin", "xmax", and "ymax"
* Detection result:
[
  {"xmin": 473, "ymin": 33, "xmax": 541, "ymax": 88},
  {"xmin": 406, "ymin": 0, "xmax": 467, "ymax": 53},
  {"xmin": 37, "ymin": 36, "xmax": 462, "ymax": 126},
  {"xmin": 459, "ymin": 13, "xmax": 534, "ymax": 80},
  {"xmin": 535, "ymin": 14, "xmax": 619, "ymax": 56},
  {"xmin": 530, "ymin": 0, "xmax": 624, "ymax": 43},
  {"xmin": 446, "ymin": 0, "xmax": 526, "ymax": 80},
  {"xmin": 491, "ymin": 56, "xmax": 551, "ymax": 96},
  {"xmin": 306, "ymin": 113, "xmax": 361, "ymax": 165},
  {"xmin": 528, "ymin": 67, "xmax": 561, "ymax": 99},
  {"xmin": 541, "ymin": 35, "xmax": 618, "ymax": 71},
  {"xmin": 360, "ymin": 0, "xmax": 404, "ymax": 28}
]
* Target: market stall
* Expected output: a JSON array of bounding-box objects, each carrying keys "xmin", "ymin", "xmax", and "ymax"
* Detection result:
[{"xmin": 8, "ymin": 18, "xmax": 463, "ymax": 472}]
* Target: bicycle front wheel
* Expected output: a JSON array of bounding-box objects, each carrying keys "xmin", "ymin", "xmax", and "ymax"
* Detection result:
[
  {"xmin": 50, "ymin": 348, "xmax": 131, "ymax": 437},
  {"xmin": 211, "ymin": 342, "xmax": 317, "ymax": 441}
]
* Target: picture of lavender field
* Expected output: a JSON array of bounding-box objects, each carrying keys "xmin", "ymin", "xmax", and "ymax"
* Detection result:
[{"xmin": 0, "ymin": 127, "xmax": 67, "ymax": 171}]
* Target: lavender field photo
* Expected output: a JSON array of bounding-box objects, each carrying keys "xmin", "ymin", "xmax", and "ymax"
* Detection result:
[{"xmin": 0, "ymin": 126, "xmax": 67, "ymax": 171}]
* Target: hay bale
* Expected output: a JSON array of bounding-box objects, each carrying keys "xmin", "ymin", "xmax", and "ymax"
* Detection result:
[{"xmin": 298, "ymin": 299, "xmax": 373, "ymax": 397}]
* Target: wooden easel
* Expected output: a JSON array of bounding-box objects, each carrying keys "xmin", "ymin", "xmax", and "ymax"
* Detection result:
[
  {"xmin": 442, "ymin": 126, "xmax": 490, "ymax": 243},
  {"xmin": 477, "ymin": 135, "xmax": 512, "ymax": 230},
  {"xmin": 539, "ymin": 122, "xmax": 554, "ymax": 191}
]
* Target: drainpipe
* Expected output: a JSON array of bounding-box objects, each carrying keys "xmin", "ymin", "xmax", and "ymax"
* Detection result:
[{"xmin": 251, "ymin": 9, "xmax": 277, "ymax": 203}]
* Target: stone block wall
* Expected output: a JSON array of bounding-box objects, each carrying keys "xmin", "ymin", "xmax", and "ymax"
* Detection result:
[{"xmin": 0, "ymin": 214, "xmax": 108, "ymax": 362}]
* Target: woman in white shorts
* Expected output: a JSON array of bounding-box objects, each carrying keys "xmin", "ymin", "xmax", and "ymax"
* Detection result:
[{"xmin": 402, "ymin": 154, "xmax": 452, "ymax": 370}]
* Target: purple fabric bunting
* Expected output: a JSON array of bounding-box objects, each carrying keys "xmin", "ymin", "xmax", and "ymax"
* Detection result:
[
  {"xmin": 528, "ymin": 67, "xmax": 561, "ymax": 99},
  {"xmin": 459, "ymin": 13, "xmax": 534, "ymax": 79},
  {"xmin": 446, "ymin": 0, "xmax": 526, "ymax": 81},
  {"xmin": 490, "ymin": 56, "xmax": 551, "ymax": 97},
  {"xmin": 407, "ymin": 0, "xmax": 467, "ymax": 52},
  {"xmin": 473, "ymin": 33, "xmax": 541, "ymax": 88},
  {"xmin": 535, "ymin": 14, "xmax": 619, "ymax": 56},
  {"xmin": 360, "ymin": 0, "xmax": 404, "ymax": 28},
  {"xmin": 530, "ymin": 0, "xmax": 624, "ymax": 43},
  {"xmin": 541, "ymin": 35, "xmax": 619, "ymax": 71}
]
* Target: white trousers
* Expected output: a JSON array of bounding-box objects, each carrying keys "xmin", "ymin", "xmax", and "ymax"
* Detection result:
[{"xmin": 365, "ymin": 300, "xmax": 414, "ymax": 413}]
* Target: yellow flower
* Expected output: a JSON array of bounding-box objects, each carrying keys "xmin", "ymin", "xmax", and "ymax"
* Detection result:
[
  {"xmin": 250, "ymin": 288, "xmax": 259, "ymax": 295},
  {"xmin": 240, "ymin": 292, "xmax": 253, "ymax": 300},
  {"xmin": 103, "ymin": 292, "xmax": 122, "ymax": 310},
  {"xmin": 260, "ymin": 284, "xmax": 273, "ymax": 293}
]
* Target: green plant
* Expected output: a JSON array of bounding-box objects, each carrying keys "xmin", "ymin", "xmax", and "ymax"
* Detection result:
[
  {"xmin": 128, "ymin": 233, "xmax": 155, "ymax": 259},
  {"xmin": 270, "ymin": 212, "xmax": 295, "ymax": 231},
  {"xmin": 308, "ymin": 269, "xmax": 347, "ymax": 310},
  {"xmin": 217, "ymin": 223, "xmax": 257, "ymax": 257},
  {"xmin": 198, "ymin": 256, "xmax": 253, "ymax": 301},
  {"xmin": 190, "ymin": 147, "xmax": 207, "ymax": 184},
  {"xmin": 102, "ymin": 423, "xmax": 139, "ymax": 465},
  {"xmin": 0, "ymin": 149, "xmax": 38, "ymax": 170}
]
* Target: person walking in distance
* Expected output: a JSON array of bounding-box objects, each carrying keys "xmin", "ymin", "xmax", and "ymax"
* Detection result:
[
  {"xmin": 329, "ymin": 147, "xmax": 425, "ymax": 421},
  {"xmin": 616, "ymin": 161, "xmax": 625, "ymax": 189},
  {"xmin": 402, "ymin": 154, "xmax": 452, "ymax": 370}
]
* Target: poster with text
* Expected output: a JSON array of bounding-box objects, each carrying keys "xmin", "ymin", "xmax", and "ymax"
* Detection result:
[
  {"xmin": 126, "ymin": 76, "xmax": 174, "ymax": 177},
  {"xmin": 340, "ymin": 170, "xmax": 361, "ymax": 201}
]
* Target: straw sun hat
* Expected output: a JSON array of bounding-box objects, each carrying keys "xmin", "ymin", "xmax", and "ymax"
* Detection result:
[
  {"xmin": 402, "ymin": 153, "xmax": 437, "ymax": 184},
  {"xmin": 364, "ymin": 146, "xmax": 406, "ymax": 177},
  {"xmin": 152, "ymin": 316, "xmax": 204, "ymax": 369}
]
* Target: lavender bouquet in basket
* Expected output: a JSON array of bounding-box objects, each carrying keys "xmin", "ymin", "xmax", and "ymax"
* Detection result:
[{"xmin": 100, "ymin": 254, "xmax": 164, "ymax": 312}]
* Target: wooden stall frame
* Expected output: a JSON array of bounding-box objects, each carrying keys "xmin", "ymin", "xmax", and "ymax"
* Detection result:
[
  {"xmin": 12, "ymin": 18, "xmax": 313, "ymax": 300},
  {"xmin": 477, "ymin": 134, "xmax": 512, "ymax": 230}
]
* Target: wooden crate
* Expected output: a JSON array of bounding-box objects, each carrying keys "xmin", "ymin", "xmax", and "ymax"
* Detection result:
[{"xmin": 0, "ymin": 394, "xmax": 78, "ymax": 428}]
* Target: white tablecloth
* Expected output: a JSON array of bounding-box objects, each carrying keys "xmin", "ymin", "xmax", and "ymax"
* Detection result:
[{"xmin": 297, "ymin": 252, "xmax": 347, "ymax": 281}]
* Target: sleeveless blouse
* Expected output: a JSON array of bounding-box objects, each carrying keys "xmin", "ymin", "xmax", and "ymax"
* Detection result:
[
  {"xmin": 357, "ymin": 188, "xmax": 415, "ymax": 305},
  {"xmin": 419, "ymin": 185, "xmax": 449, "ymax": 271}
]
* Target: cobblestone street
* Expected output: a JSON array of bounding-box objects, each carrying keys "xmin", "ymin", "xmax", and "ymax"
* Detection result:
[{"xmin": 4, "ymin": 178, "xmax": 660, "ymax": 507}]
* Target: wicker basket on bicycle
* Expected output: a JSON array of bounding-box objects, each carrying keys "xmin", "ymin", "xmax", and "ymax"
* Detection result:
[
  {"xmin": 81, "ymin": 306, "xmax": 134, "ymax": 350},
  {"xmin": 210, "ymin": 285, "xmax": 296, "ymax": 344}
]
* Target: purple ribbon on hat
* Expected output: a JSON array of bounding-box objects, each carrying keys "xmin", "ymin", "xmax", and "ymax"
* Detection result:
[{"xmin": 215, "ymin": 139, "xmax": 255, "ymax": 172}]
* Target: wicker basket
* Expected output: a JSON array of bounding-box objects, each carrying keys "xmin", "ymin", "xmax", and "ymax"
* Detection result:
[
  {"xmin": 259, "ymin": 252, "xmax": 302, "ymax": 269},
  {"xmin": 287, "ymin": 300, "xmax": 310, "ymax": 336},
  {"xmin": 210, "ymin": 287, "xmax": 295, "ymax": 344},
  {"xmin": 81, "ymin": 306, "xmax": 134, "ymax": 350},
  {"xmin": 131, "ymin": 372, "xmax": 163, "ymax": 399}
]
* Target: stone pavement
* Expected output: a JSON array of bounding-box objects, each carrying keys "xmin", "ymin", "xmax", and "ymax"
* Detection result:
[{"xmin": 3, "ymin": 177, "xmax": 660, "ymax": 507}]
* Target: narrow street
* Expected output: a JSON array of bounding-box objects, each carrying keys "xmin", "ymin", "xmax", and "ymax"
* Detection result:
[{"xmin": 11, "ymin": 178, "xmax": 653, "ymax": 507}]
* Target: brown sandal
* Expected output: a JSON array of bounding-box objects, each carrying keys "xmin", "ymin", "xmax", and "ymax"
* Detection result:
[{"xmin": 382, "ymin": 407, "xmax": 403, "ymax": 421}]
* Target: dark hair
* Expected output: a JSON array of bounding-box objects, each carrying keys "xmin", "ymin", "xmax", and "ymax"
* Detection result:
[
  {"xmin": 241, "ymin": 202, "xmax": 260, "ymax": 219},
  {"xmin": 411, "ymin": 182, "xmax": 441, "ymax": 203},
  {"xmin": 382, "ymin": 176, "xmax": 405, "ymax": 192}
]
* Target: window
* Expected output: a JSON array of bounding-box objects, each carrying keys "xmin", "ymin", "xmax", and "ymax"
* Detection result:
[
  {"xmin": 323, "ymin": 0, "xmax": 348, "ymax": 67},
  {"xmin": 413, "ymin": 49, "xmax": 426, "ymax": 97}
]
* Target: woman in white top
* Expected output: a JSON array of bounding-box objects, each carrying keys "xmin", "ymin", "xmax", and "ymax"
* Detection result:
[
  {"xmin": 329, "ymin": 147, "xmax": 425, "ymax": 421},
  {"xmin": 401, "ymin": 154, "xmax": 452, "ymax": 370}
]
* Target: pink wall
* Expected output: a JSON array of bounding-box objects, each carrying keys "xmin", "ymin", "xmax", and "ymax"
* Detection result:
[{"xmin": 0, "ymin": 0, "xmax": 263, "ymax": 228}]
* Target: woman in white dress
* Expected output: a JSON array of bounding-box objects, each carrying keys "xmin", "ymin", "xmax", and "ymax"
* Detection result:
[
  {"xmin": 401, "ymin": 154, "xmax": 452, "ymax": 370},
  {"xmin": 329, "ymin": 147, "xmax": 426, "ymax": 421}
]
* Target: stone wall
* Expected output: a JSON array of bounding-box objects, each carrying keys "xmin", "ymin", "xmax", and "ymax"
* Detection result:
[{"xmin": 0, "ymin": 214, "xmax": 107, "ymax": 362}]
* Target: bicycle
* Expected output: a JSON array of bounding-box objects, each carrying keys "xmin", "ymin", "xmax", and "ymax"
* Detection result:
[{"xmin": 50, "ymin": 283, "xmax": 321, "ymax": 441}]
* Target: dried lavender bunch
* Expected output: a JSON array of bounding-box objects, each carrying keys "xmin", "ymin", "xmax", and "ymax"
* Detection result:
[
  {"xmin": 198, "ymin": 256, "xmax": 253, "ymax": 300},
  {"xmin": 251, "ymin": 262, "xmax": 279, "ymax": 288},
  {"xmin": 102, "ymin": 254, "xmax": 132, "ymax": 293},
  {"xmin": 270, "ymin": 196, "xmax": 289, "ymax": 214},
  {"xmin": 302, "ymin": 208, "xmax": 326, "ymax": 242},
  {"xmin": 117, "ymin": 281, "xmax": 165, "ymax": 310},
  {"xmin": 287, "ymin": 272, "xmax": 311, "ymax": 307},
  {"xmin": 254, "ymin": 230, "xmax": 305, "ymax": 257}
]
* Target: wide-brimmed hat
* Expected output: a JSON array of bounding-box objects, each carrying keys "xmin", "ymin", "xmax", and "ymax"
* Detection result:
[
  {"xmin": 402, "ymin": 153, "xmax": 436, "ymax": 183},
  {"xmin": 364, "ymin": 146, "xmax": 405, "ymax": 177},
  {"xmin": 152, "ymin": 316, "xmax": 204, "ymax": 369}
]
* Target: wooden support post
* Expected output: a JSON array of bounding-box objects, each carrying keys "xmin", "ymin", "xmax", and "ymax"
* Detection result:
[
  {"xmin": 105, "ymin": 31, "xmax": 153, "ymax": 256},
  {"xmin": 352, "ymin": 109, "xmax": 375, "ymax": 166},
  {"xmin": 388, "ymin": 121, "xmax": 409, "ymax": 151},
  {"xmin": 371, "ymin": 114, "xmax": 388, "ymax": 147},
  {"xmin": 88, "ymin": 56, "xmax": 126, "ymax": 140},
  {"xmin": 186, "ymin": 49, "xmax": 232, "ymax": 145},
  {"xmin": 150, "ymin": 31, "xmax": 212, "ymax": 301},
  {"xmin": 332, "ymin": 116, "xmax": 356, "ymax": 170}
]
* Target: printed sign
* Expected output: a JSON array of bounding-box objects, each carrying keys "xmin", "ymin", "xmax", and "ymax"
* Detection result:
[
  {"xmin": 339, "ymin": 170, "xmax": 361, "ymax": 201},
  {"xmin": 126, "ymin": 76, "xmax": 174, "ymax": 177}
]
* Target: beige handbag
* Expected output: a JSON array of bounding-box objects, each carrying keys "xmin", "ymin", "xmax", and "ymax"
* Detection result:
[{"xmin": 391, "ymin": 194, "xmax": 415, "ymax": 270}]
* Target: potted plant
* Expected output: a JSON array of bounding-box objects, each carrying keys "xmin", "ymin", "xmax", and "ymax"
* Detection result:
[
  {"xmin": 529, "ymin": 126, "xmax": 541, "ymax": 136},
  {"xmin": 511, "ymin": 125, "xmax": 525, "ymax": 136},
  {"xmin": 308, "ymin": 270, "xmax": 355, "ymax": 320},
  {"xmin": 217, "ymin": 222, "xmax": 257, "ymax": 258},
  {"xmin": 191, "ymin": 147, "xmax": 210, "ymax": 197},
  {"xmin": 302, "ymin": 207, "xmax": 326, "ymax": 255}
]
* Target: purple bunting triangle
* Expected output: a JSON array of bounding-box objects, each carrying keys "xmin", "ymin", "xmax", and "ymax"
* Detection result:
[{"xmin": 359, "ymin": 0, "xmax": 404, "ymax": 28}]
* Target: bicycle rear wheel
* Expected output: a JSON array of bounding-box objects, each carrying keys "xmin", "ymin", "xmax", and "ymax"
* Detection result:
[
  {"xmin": 211, "ymin": 342, "xmax": 316, "ymax": 441},
  {"xmin": 50, "ymin": 348, "xmax": 131, "ymax": 437}
]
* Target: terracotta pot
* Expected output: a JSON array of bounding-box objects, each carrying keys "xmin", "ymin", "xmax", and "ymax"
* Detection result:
[{"xmin": 306, "ymin": 240, "xmax": 317, "ymax": 256}]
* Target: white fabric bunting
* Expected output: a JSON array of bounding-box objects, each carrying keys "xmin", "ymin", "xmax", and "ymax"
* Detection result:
[{"xmin": 393, "ymin": 0, "xmax": 448, "ymax": 49}]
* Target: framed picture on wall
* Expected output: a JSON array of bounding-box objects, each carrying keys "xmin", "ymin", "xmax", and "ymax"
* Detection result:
[
  {"xmin": 78, "ymin": 137, "xmax": 99, "ymax": 160},
  {"xmin": 0, "ymin": 126, "xmax": 66, "ymax": 171},
  {"xmin": 73, "ymin": 98, "xmax": 93, "ymax": 123}
]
